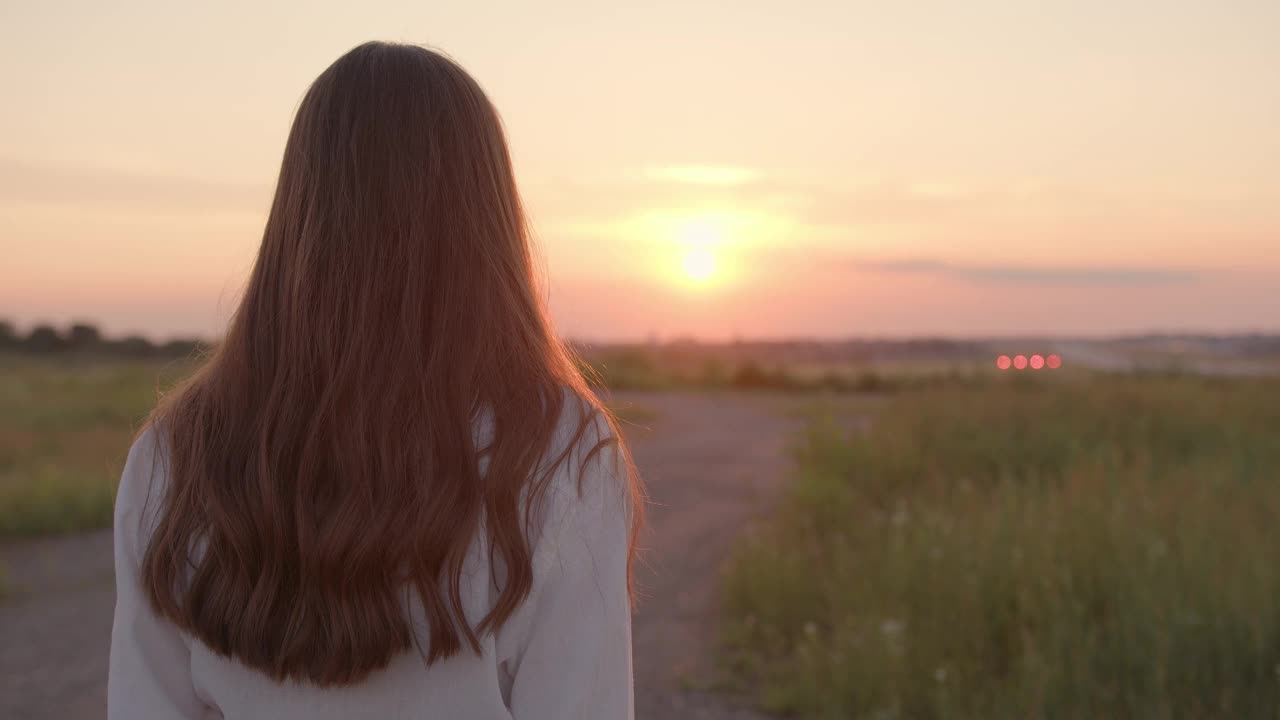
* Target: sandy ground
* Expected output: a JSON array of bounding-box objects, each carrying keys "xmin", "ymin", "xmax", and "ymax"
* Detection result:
[{"xmin": 0, "ymin": 391, "xmax": 802, "ymax": 719}]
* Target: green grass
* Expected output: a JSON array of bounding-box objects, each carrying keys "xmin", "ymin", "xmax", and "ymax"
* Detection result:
[
  {"xmin": 721, "ymin": 373, "xmax": 1280, "ymax": 719},
  {"xmin": 0, "ymin": 353, "xmax": 655, "ymax": 539},
  {"xmin": 0, "ymin": 354, "xmax": 193, "ymax": 537}
]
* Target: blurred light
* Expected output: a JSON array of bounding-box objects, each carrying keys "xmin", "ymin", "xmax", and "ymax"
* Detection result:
[
  {"xmin": 1030, "ymin": 354, "xmax": 1045, "ymax": 370},
  {"xmin": 1013, "ymin": 355, "xmax": 1028, "ymax": 370},
  {"xmin": 996, "ymin": 355, "xmax": 1012, "ymax": 370},
  {"xmin": 1047, "ymin": 354, "xmax": 1063, "ymax": 369},
  {"xmin": 682, "ymin": 248, "xmax": 717, "ymax": 281}
]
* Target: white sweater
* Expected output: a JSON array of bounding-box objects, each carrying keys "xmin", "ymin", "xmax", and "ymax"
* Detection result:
[{"xmin": 108, "ymin": 411, "xmax": 634, "ymax": 720}]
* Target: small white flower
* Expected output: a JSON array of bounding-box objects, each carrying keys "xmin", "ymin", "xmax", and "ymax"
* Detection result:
[{"xmin": 891, "ymin": 507, "xmax": 909, "ymax": 527}]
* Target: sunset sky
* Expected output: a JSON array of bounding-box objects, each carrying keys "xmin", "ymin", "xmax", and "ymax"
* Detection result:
[{"xmin": 2, "ymin": 1, "xmax": 1277, "ymax": 340}]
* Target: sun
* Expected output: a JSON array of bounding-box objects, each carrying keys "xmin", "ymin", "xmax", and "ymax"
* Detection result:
[
  {"xmin": 638, "ymin": 210, "xmax": 750, "ymax": 288},
  {"xmin": 682, "ymin": 247, "xmax": 717, "ymax": 282},
  {"xmin": 671, "ymin": 214, "xmax": 730, "ymax": 286}
]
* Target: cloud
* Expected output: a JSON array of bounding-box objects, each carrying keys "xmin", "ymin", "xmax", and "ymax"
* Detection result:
[
  {"xmin": 853, "ymin": 258, "xmax": 1198, "ymax": 286},
  {"xmin": 643, "ymin": 165, "xmax": 762, "ymax": 187},
  {"xmin": 0, "ymin": 156, "xmax": 269, "ymax": 213}
]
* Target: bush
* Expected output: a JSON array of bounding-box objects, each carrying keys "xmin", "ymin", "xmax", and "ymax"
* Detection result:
[
  {"xmin": 67, "ymin": 323, "xmax": 103, "ymax": 350},
  {"xmin": 23, "ymin": 325, "xmax": 66, "ymax": 353},
  {"xmin": 112, "ymin": 335, "xmax": 157, "ymax": 357},
  {"xmin": 160, "ymin": 338, "xmax": 204, "ymax": 357},
  {"xmin": 0, "ymin": 320, "xmax": 16, "ymax": 350},
  {"xmin": 731, "ymin": 362, "xmax": 793, "ymax": 390}
]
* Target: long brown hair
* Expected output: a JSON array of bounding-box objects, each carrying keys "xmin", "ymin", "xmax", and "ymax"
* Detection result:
[{"xmin": 140, "ymin": 41, "xmax": 642, "ymax": 686}]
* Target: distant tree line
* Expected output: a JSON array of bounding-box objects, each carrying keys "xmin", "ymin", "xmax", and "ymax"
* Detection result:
[
  {"xmin": 579, "ymin": 346, "xmax": 991, "ymax": 394},
  {"xmin": 0, "ymin": 320, "xmax": 209, "ymax": 358}
]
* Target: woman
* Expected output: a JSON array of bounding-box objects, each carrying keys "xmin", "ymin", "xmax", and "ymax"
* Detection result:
[{"xmin": 109, "ymin": 42, "xmax": 642, "ymax": 719}]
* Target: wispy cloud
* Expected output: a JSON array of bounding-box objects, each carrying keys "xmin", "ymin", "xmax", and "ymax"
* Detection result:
[
  {"xmin": 643, "ymin": 165, "xmax": 762, "ymax": 187},
  {"xmin": 854, "ymin": 258, "xmax": 1198, "ymax": 286},
  {"xmin": 0, "ymin": 156, "xmax": 268, "ymax": 213}
]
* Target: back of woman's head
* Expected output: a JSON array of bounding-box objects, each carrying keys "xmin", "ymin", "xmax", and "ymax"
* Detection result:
[{"xmin": 140, "ymin": 41, "xmax": 640, "ymax": 686}]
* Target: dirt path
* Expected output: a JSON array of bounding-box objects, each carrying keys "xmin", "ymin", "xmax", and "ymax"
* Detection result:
[
  {"xmin": 618, "ymin": 392, "xmax": 801, "ymax": 720},
  {"xmin": 0, "ymin": 391, "xmax": 802, "ymax": 719},
  {"xmin": 0, "ymin": 528, "xmax": 114, "ymax": 719}
]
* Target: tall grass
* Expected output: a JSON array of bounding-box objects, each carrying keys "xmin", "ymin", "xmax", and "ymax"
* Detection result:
[
  {"xmin": 0, "ymin": 355, "xmax": 193, "ymax": 537},
  {"xmin": 722, "ymin": 373, "xmax": 1280, "ymax": 719}
]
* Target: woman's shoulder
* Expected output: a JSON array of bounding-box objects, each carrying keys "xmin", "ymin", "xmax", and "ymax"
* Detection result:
[
  {"xmin": 531, "ymin": 387, "xmax": 630, "ymax": 540},
  {"xmin": 550, "ymin": 385, "xmax": 616, "ymax": 453},
  {"xmin": 113, "ymin": 423, "xmax": 172, "ymax": 558}
]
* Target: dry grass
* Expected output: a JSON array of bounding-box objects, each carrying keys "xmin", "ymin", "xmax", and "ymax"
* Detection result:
[{"xmin": 722, "ymin": 373, "xmax": 1280, "ymax": 719}]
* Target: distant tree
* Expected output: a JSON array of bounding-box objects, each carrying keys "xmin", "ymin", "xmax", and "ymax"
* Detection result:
[
  {"xmin": 852, "ymin": 370, "xmax": 893, "ymax": 393},
  {"xmin": 0, "ymin": 319, "xmax": 15, "ymax": 350},
  {"xmin": 160, "ymin": 338, "xmax": 202, "ymax": 358},
  {"xmin": 68, "ymin": 323, "xmax": 103, "ymax": 350},
  {"xmin": 594, "ymin": 348, "xmax": 662, "ymax": 390},
  {"xmin": 113, "ymin": 335, "xmax": 156, "ymax": 357},
  {"xmin": 698, "ymin": 358, "xmax": 730, "ymax": 387},
  {"xmin": 24, "ymin": 324, "xmax": 67, "ymax": 353},
  {"xmin": 817, "ymin": 370, "xmax": 850, "ymax": 391},
  {"xmin": 732, "ymin": 362, "xmax": 778, "ymax": 389}
]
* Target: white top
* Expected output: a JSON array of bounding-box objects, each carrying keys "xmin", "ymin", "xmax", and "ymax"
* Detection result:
[{"xmin": 109, "ymin": 405, "xmax": 634, "ymax": 720}]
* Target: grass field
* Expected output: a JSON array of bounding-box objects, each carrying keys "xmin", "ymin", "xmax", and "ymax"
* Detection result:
[
  {"xmin": 7, "ymin": 351, "xmax": 1280, "ymax": 715},
  {"xmin": 721, "ymin": 373, "xmax": 1280, "ymax": 718},
  {"xmin": 0, "ymin": 353, "xmax": 656, "ymax": 539},
  {"xmin": 0, "ymin": 355, "xmax": 194, "ymax": 537}
]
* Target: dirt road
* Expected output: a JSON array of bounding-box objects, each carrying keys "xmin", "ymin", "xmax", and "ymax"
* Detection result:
[{"xmin": 0, "ymin": 391, "xmax": 801, "ymax": 719}]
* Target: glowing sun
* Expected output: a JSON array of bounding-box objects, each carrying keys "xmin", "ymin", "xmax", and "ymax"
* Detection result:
[{"xmin": 682, "ymin": 247, "xmax": 717, "ymax": 282}]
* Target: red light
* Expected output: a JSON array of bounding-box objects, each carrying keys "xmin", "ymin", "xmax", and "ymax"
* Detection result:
[
  {"xmin": 1047, "ymin": 354, "xmax": 1062, "ymax": 369},
  {"xmin": 1030, "ymin": 354, "xmax": 1045, "ymax": 370},
  {"xmin": 1013, "ymin": 355, "xmax": 1028, "ymax": 370},
  {"xmin": 996, "ymin": 355, "xmax": 1012, "ymax": 370}
]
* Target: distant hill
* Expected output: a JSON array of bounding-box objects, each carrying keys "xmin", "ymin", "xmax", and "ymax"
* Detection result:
[
  {"xmin": 4, "ymin": 319, "xmax": 1278, "ymax": 375},
  {"xmin": 574, "ymin": 334, "xmax": 1280, "ymax": 374}
]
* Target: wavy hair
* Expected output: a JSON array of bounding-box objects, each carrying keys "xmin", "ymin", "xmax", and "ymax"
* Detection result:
[{"xmin": 140, "ymin": 41, "xmax": 642, "ymax": 686}]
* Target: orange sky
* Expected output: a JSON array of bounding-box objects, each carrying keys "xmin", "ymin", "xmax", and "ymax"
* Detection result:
[{"xmin": 2, "ymin": 1, "xmax": 1277, "ymax": 340}]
